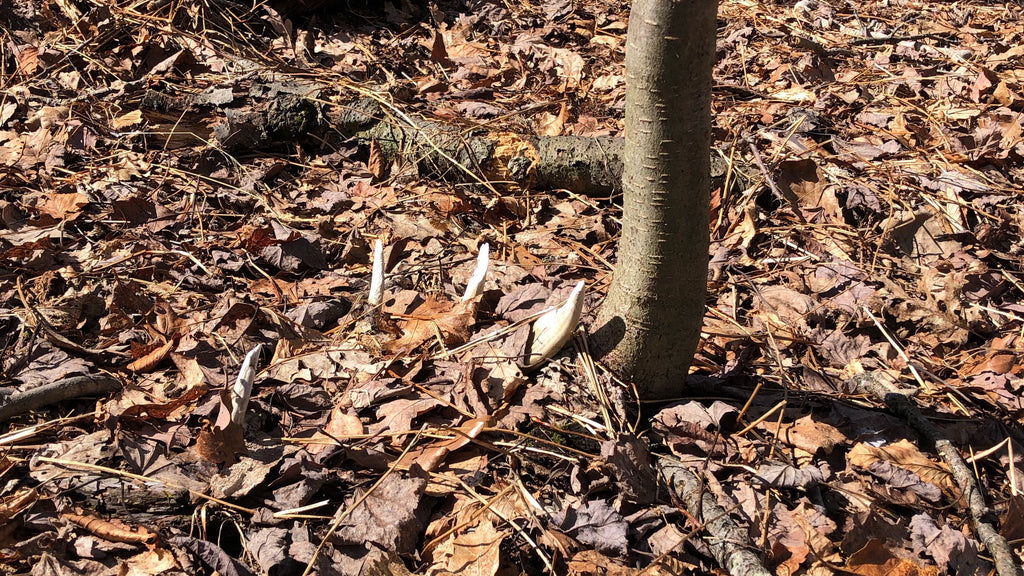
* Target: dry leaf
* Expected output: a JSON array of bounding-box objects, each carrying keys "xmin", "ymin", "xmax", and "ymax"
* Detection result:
[
  {"xmin": 126, "ymin": 338, "xmax": 177, "ymax": 373},
  {"xmin": 38, "ymin": 192, "xmax": 89, "ymax": 222},
  {"xmin": 848, "ymin": 439, "xmax": 954, "ymax": 490},
  {"xmin": 368, "ymin": 137, "xmax": 385, "ymax": 181},
  {"xmin": 534, "ymin": 102, "xmax": 569, "ymax": 136},
  {"xmin": 111, "ymin": 110, "xmax": 143, "ymax": 130}
]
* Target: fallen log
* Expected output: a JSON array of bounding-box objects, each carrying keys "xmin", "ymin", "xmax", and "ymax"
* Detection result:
[
  {"xmin": 333, "ymin": 97, "xmax": 729, "ymax": 196},
  {"xmin": 140, "ymin": 85, "xmax": 727, "ymax": 196}
]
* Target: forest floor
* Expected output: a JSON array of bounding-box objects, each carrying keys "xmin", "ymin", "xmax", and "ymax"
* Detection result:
[{"xmin": 2, "ymin": 0, "xmax": 1024, "ymax": 574}]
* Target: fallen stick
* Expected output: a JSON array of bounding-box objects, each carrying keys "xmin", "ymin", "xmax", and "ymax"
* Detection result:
[
  {"xmin": 659, "ymin": 460, "xmax": 772, "ymax": 576},
  {"xmin": 850, "ymin": 371, "xmax": 1022, "ymax": 576},
  {"xmin": 0, "ymin": 375, "xmax": 121, "ymax": 423}
]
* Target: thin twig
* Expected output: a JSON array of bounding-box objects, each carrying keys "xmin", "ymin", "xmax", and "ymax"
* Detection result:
[
  {"xmin": 863, "ymin": 306, "xmax": 928, "ymax": 391},
  {"xmin": 658, "ymin": 457, "xmax": 773, "ymax": 576},
  {"xmin": 301, "ymin": 426, "xmax": 427, "ymax": 576},
  {"xmin": 0, "ymin": 375, "xmax": 122, "ymax": 423},
  {"xmin": 850, "ymin": 371, "xmax": 1022, "ymax": 576}
]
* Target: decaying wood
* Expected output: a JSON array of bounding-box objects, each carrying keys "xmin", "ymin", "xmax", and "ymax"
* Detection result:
[
  {"xmin": 137, "ymin": 85, "xmax": 728, "ymax": 195},
  {"xmin": 0, "ymin": 375, "xmax": 122, "ymax": 423},
  {"xmin": 659, "ymin": 460, "xmax": 772, "ymax": 576},
  {"xmin": 850, "ymin": 371, "xmax": 1022, "ymax": 576},
  {"xmin": 334, "ymin": 97, "xmax": 730, "ymax": 196}
]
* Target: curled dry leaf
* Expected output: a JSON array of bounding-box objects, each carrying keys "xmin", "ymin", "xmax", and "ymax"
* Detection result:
[
  {"xmin": 152, "ymin": 301, "xmax": 179, "ymax": 339},
  {"xmin": 63, "ymin": 511, "xmax": 158, "ymax": 547},
  {"xmin": 195, "ymin": 418, "xmax": 247, "ymax": 465},
  {"xmin": 0, "ymin": 488, "xmax": 38, "ymax": 521},
  {"xmin": 368, "ymin": 137, "xmax": 384, "ymax": 181},
  {"xmin": 126, "ymin": 337, "xmax": 177, "ymax": 373}
]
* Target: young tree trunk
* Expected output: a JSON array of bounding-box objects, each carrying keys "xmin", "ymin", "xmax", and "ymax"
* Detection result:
[{"xmin": 592, "ymin": 0, "xmax": 717, "ymax": 399}]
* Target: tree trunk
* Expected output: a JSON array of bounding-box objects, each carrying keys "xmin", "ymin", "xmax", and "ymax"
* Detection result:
[{"xmin": 592, "ymin": 0, "xmax": 717, "ymax": 399}]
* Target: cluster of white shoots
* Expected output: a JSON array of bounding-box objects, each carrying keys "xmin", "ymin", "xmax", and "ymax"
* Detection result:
[
  {"xmin": 367, "ymin": 240, "xmax": 583, "ymax": 368},
  {"xmin": 224, "ymin": 243, "xmax": 585, "ymax": 429}
]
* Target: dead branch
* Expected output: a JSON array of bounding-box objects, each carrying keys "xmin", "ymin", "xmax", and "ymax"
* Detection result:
[
  {"xmin": 0, "ymin": 375, "xmax": 121, "ymax": 423},
  {"xmin": 850, "ymin": 372, "xmax": 1022, "ymax": 576},
  {"xmin": 62, "ymin": 512, "xmax": 157, "ymax": 546},
  {"xmin": 658, "ymin": 460, "xmax": 773, "ymax": 576}
]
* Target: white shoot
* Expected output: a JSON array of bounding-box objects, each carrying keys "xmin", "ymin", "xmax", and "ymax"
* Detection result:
[
  {"xmin": 523, "ymin": 281, "xmax": 585, "ymax": 369},
  {"xmin": 230, "ymin": 345, "xmax": 261, "ymax": 428},
  {"xmin": 368, "ymin": 239, "xmax": 384, "ymax": 308},
  {"xmin": 462, "ymin": 243, "xmax": 489, "ymax": 302}
]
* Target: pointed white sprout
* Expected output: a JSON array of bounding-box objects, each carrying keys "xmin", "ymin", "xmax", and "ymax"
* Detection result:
[
  {"xmin": 462, "ymin": 243, "xmax": 489, "ymax": 302},
  {"xmin": 368, "ymin": 239, "xmax": 384, "ymax": 308},
  {"xmin": 523, "ymin": 281, "xmax": 585, "ymax": 369},
  {"xmin": 230, "ymin": 345, "xmax": 261, "ymax": 428}
]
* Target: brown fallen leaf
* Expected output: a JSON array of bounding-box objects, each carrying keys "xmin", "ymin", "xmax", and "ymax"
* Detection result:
[
  {"xmin": 424, "ymin": 516, "xmax": 504, "ymax": 576},
  {"xmin": 195, "ymin": 385, "xmax": 251, "ymax": 465},
  {"xmin": 848, "ymin": 439, "xmax": 954, "ymax": 491},
  {"xmin": 534, "ymin": 102, "xmax": 569, "ymax": 137},
  {"xmin": 122, "ymin": 548, "xmax": 179, "ymax": 575},
  {"xmin": 119, "ymin": 384, "xmax": 207, "ymax": 420},
  {"xmin": 430, "ymin": 29, "xmax": 449, "ymax": 63},
  {"xmin": 0, "ymin": 488, "xmax": 38, "ymax": 522},
  {"xmin": 566, "ymin": 549, "xmax": 640, "ymax": 576},
  {"xmin": 396, "ymin": 416, "xmax": 494, "ymax": 472},
  {"xmin": 110, "ymin": 110, "xmax": 143, "ymax": 130},
  {"xmin": 306, "ymin": 406, "xmax": 365, "ymax": 455},
  {"xmin": 125, "ymin": 337, "xmax": 177, "ymax": 373},
  {"xmin": 769, "ymin": 414, "xmax": 846, "ymax": 456},
  {"xmin": 368, "ymin": 137, "xmax": 385, "ymax": 181},
  {"xmin": 845, "ymin": 539, "xmax": 940, "ymax": 576},
  {"xmin": 385, "ymin": 296, "xmax": 477, "ymax": 354},
  {"xmin": 37, "ymin": 192, "xmax": 89, "ymax": 222},
  {"xmin": 195, "ymin": 420, "xmax": 247, "ymax": 466}
]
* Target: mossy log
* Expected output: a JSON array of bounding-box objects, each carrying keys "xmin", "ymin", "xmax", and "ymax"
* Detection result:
[
  {"xmin": 333, "ymin": 98, "xmax": 625, "ymax": 195},
  {"xmin": 333, "ymin": 98, "xmax": 729, "ymax": 196},
  {"xmin": 141, "ymin": 88, "xmax": 725, "ymax": 196}
]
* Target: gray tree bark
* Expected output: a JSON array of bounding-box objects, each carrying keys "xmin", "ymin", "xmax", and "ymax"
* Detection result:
[{"xmin": 592, "ymin": 0, "xmax": 717, "ymax": 399}]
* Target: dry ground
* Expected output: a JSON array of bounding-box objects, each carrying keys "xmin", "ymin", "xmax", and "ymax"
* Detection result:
[{"xmin": 2, "ymin": 0, "xmax": 1024, "ymax": 575}]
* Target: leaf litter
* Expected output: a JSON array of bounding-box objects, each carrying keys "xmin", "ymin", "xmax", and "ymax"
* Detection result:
[{"xmin": 2, "ymin": 0, "xmax": 1024, "ymax": 575}]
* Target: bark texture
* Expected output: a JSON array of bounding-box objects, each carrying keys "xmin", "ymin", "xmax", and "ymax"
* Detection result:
[
  {"xmin": 659, "ymin": 461, "xmax": 773, "ymax": 576},
  {"xmin": 592, "ymin": 0, "xmax": 717, "ymax": 399},
  {"xmin": 335, "ymin": 98, "xmax": 629, "ymax": 196}
]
